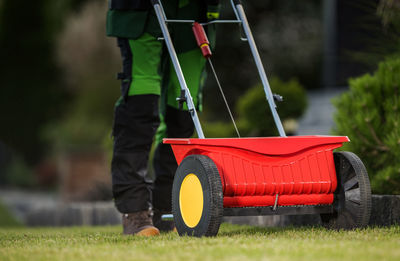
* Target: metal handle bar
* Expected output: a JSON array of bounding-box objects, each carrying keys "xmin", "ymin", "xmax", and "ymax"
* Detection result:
[
  {"xmin": 233, "ymin": 2, "xmax": 286, "ymax": 137},
  {"xmin": 165, "ymin": 19, "xmax": 242, "ymax": 25},
  {"xmin": 151, "ymin": 0, "xmax": 286, "ymax": 138},
  {"xmin": 152, "ymin": 0, "xmax": 205, "ymax": 138}
]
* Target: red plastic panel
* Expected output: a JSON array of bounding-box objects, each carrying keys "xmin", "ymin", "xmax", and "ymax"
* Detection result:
[
  {"xmin": 164, "ymin": 136, "xmax": 347, "ymax": 207},
  {"xmin": 164, "ymin": 136, "xmax": 349, "ymax": 156}
]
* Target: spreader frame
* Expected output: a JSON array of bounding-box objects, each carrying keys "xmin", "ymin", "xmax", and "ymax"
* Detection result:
[{"xmin": 150, "ymin": 0, "xmax": 372, "ymax": 236}]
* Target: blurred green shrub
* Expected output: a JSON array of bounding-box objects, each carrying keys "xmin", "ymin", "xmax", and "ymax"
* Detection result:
[
  {"xmin": 333, "ymin": 57, "xmax": 400, "ymax": 194},
  {"xmin": 202, "ymin": 121, "xmax": 237, "ymax": 138},
  {"xmin": 42, "ymin": 111, "xmax": 109, "ymax": 151},
  {"xmin": 0, "ymin": 201, "xmax": 22, "ymax": 227},
  {"xmin": 236, "ymin": 77, "xmax": 308, "ymax": 136}
]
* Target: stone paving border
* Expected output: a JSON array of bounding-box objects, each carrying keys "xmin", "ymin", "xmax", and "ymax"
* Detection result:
[
  {"xmin": 224, "ymin": 195, "xmax": 400, "ymax": 227},
  {"xmin": 23, "ymin": 195, "xmax": 400, "ymax": 227},
  {"xmin": 26, "ymin": 202, "xmax": 121, "ymax": 226}
]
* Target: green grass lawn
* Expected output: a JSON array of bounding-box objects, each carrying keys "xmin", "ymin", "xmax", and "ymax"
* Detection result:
[{"xmin": 1, "ymin": 224, "xmax": 399, "ymax": 261}]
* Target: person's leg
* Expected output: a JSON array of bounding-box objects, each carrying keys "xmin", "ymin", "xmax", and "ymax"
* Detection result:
[
  {"xmin": 111, "ymin": 34, "xmax": 162, "ymax": 235},
  {"xmin": 112, "ymin": 95, "xmax": 159, "ymax": 213},
  {"xmin": 153, "ymin": 107, "xmax": 195, "ymax": 205}
]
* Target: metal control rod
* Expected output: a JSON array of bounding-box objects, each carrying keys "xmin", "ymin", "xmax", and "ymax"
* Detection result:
[
  {"xmin": 232, "ymin": 0, "xmax": 287, "ymax": 137},
  {"xmin": 192, "ymin": 22, "xmax": 240, "ymax": 138},
  {"xmin": 152, "ymin": 0, "xmax": 205, "ymax": 138}
]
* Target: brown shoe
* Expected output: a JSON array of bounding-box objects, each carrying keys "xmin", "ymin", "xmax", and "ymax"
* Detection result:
[{"xmin": 122, "ymin": 210, "xmax": 160, "ymax": 236}]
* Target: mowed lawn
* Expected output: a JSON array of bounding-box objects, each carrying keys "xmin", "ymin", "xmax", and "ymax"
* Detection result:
[{"xmin": 1, "ymin": 224, "xmax": 399, "ymax": 261}]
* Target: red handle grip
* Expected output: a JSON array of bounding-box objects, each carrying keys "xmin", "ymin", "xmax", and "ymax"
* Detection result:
[{"xmin": 192, "ymin": 22, "xmax": 212, "ymax": 58}]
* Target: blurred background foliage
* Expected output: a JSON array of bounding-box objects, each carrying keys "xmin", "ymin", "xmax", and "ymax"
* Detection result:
[
  {"xmin": 347, "ymin": 0, "xmax": 400, "ymax": 70},
  {"xmin": 0, "ymin": 0, "xmax": 118, "ymax": 189},
  {"xmin": 203, "ymin": 0, "xmax": 321, "ymax": 121},
  {"xmin": 43, "ymin": 0, "xmax": 120, "ymax": 152},
  {"xmin": 203, "ymin": 77, "xmax": 308, "ymax": 138},
  {"xmin": 333, "ymin": 0, "xmax": 400, "ymax": 194},
  {"xmin": 236, "ymin": 78, "xmax": 308, "ymax": 137}
]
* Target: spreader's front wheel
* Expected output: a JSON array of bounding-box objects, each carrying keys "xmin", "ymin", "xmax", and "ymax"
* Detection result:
[
  {"xmin": 321, "ymin": 151, "xmax": 372, "ymax": 229},
  {"xmin": 172, "ymin": 155, "xmax": 223, "ymax": 237}
]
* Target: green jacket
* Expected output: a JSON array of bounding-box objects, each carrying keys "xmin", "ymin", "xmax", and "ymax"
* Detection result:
[{"xmin": 106, "ymin": 0, "xmax": 220, "ymax": 40}]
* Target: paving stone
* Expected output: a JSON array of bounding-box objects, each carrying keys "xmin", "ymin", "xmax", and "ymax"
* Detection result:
[
  {"xmin": 369, "ymin": 195, "xmax": 400, "ymax": 226},
  {"xmin": 296, "ymin": 88, "xmax": 345, "ymax": 135},
  {"xmin": 25, "ymin": 202, "xmax": 121, "ymax": 226},
  {"xmin": 91, "ymin": 202, "xmax": 121, "ymax": 226}
]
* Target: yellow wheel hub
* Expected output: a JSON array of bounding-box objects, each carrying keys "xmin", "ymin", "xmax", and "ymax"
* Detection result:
[{"xmin": 179, "ymin": 174, "xmax": 204, "ymax": 228}]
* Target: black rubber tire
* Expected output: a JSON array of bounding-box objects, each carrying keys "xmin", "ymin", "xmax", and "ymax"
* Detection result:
[
  {"xmin": 172, "ymin": 155, "xmax": 223, "ymax": 237},
  {"xmin": 321, "ymin": 151, "xmax": 372, "ymax": 229}
]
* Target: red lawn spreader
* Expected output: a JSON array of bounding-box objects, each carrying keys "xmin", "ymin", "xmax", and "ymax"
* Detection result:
[{"xmin": 152, "ymin": 0, "xmax": 372, "ymax": 237}]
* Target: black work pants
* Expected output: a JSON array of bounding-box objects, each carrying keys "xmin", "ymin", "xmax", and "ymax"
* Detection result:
[{"xmin": 111, "ymin": 95, "xmax": 194, "ymax": 214}]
